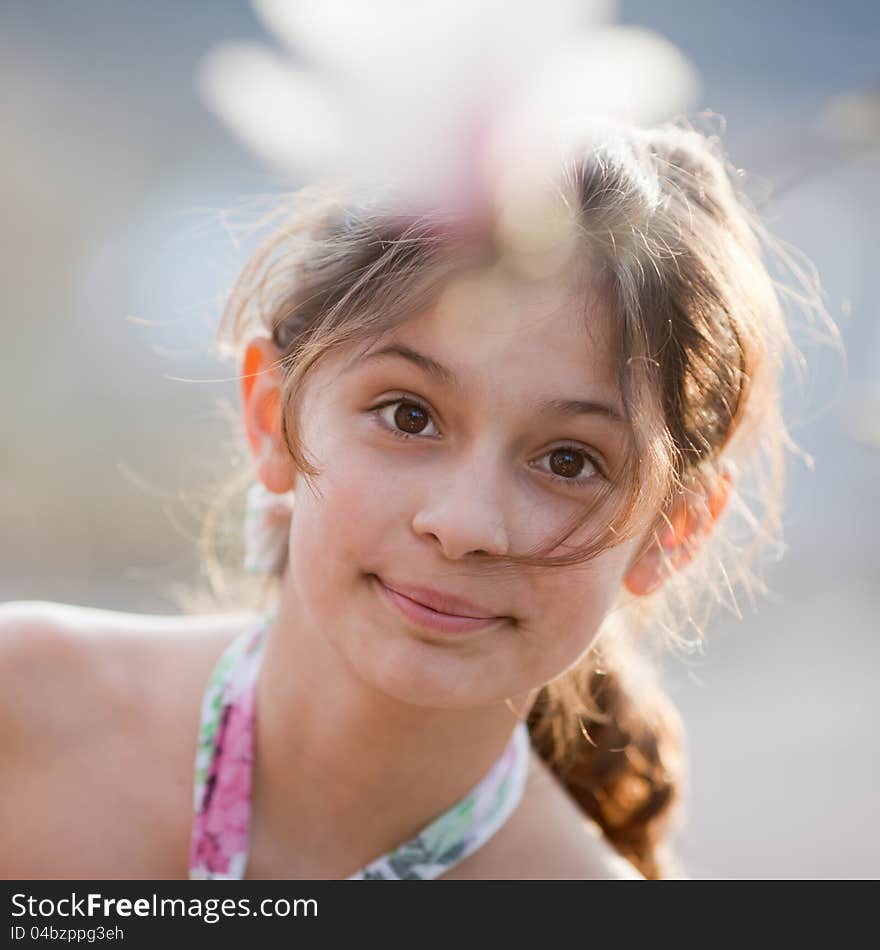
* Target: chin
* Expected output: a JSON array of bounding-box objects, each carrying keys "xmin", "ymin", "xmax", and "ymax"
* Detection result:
[{"xmin": 338, "ymin": 588, "xmax": 513, "ymax": 710}]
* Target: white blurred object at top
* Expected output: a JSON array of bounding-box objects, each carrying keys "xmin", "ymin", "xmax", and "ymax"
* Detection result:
[{"xmin": 196, "ymin": 0, "xmax": 700, "ymax": 220}]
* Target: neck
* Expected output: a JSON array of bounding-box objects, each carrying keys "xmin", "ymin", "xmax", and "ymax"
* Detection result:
[{"xmin": 250, "ymin": 570, "xmax": 530, "ymax": 878}]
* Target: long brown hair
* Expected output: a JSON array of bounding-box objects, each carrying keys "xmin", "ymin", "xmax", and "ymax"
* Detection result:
[{"xmin": 181, "ymin": 118, "xmax": 836, "ymax": 878}]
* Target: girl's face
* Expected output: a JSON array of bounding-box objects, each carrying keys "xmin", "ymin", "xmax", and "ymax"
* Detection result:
[{"xmin": 260, "ymin": 270, "xmax": 648, "ymax": 709}]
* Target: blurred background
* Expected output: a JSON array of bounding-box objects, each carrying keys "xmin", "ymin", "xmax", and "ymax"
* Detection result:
[{"xmin": 1, "ymin": 0, "xmax": 877, "ymax": 878}]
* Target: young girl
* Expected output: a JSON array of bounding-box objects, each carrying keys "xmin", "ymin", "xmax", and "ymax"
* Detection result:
[{"xmin": 1, "ymin": 119, "xmax": 813, "ymax": 880}]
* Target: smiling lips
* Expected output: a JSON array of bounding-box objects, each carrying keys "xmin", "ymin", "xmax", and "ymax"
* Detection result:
[{"xmin": 373, "ymin": 575, "xmax": 506, "ymax": 635}]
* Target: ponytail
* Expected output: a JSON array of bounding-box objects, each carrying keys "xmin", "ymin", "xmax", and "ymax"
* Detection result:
[{"xmin": 527, "ymin": 642, "xmax": 687, "ymax": 880}]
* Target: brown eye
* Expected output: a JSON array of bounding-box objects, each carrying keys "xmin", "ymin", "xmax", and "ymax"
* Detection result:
[
  {"xmin": 395, "ymin": 401, "xmax": 429, "ymax": 433},
  {"xmin": 549, "ymin": 448, "xmax": 587, "ymax": 479},
  {"xmin": 534, "ymin": 446, "xmax": 602, "ymax": 487},
  {"xmin": 375, "ymin": 398, "xmax": 439, "ymax": 438}
]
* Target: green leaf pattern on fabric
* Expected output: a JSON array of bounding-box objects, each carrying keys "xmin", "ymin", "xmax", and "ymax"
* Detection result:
[{"xmin": 193, "ymin": 645, "xmax": 239, "ymax": 799}]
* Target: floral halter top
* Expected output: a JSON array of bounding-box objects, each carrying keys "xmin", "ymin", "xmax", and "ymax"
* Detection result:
[{"xmin": 188, "ymin": 616, "xmax": 531, "ymax": 880}]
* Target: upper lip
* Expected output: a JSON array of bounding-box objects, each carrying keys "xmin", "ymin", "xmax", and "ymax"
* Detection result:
[{"xmin": 378, "ymin": 577, "xmax": 502, "ymax": 619}]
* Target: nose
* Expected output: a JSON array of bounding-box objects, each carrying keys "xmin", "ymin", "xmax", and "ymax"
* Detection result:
[{"xmin": 411, "ymin": 452, "xmax": 511, "ymax": 560}]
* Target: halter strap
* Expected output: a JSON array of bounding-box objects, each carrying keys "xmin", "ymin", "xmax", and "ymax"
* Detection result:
[{"xmin": 189, "ymin": 619, "xmax": 530, "ymax": 880}]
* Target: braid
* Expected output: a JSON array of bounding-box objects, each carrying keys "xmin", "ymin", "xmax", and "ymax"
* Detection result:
[{"xmin": 527, "ymin": 652, "xmax": 686, "ymax": 880}]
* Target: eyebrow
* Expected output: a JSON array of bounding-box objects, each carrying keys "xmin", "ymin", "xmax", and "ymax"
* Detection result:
[{"xmin": 357, "ymin": 343, "xmax": 628, "ymax": 426}]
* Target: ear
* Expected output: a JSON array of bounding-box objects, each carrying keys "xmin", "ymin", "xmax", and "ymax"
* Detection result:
[
  {"xmin": 240, "ymin": 336, "xmax": 295, "ymax": 495},
  {"xmin": 622, "ymin": 468, "xmax": 734, "ymax": 598}
]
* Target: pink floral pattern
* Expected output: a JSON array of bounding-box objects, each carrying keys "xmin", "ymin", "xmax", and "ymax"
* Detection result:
[{"xmin": 189, "ymin": 622, "xmax": 265, "ymax": 880}]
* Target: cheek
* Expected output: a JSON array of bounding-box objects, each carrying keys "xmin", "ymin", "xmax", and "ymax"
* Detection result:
[
  {"xmin": 285, "ymin": 468, "xmax": 386, "ymax": 632},
  {"xmin": 289, "ymin": 453, "xmax": 411, "ymax": 576},
  {"xmin": 524, "ymin": 560, "xmax": 628, "ymax": 673}
]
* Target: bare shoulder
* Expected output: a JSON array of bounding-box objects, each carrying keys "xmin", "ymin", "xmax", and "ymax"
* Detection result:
[
  {"xmin": 0, "ymin": 600, "xmax": 261, "ymax": 878},
  {"xmin": 442, "ymin": 749, "xmax": 645, "ymax": 881},
  {"xmin": 0, "ymin": 601, "xmax": 258, "ymax": 747}
]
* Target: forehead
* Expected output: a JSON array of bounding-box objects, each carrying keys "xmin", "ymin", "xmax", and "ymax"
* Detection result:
[{"xmin": 378, "ymin": 266, "xmax": 620, "ymax": 398}]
